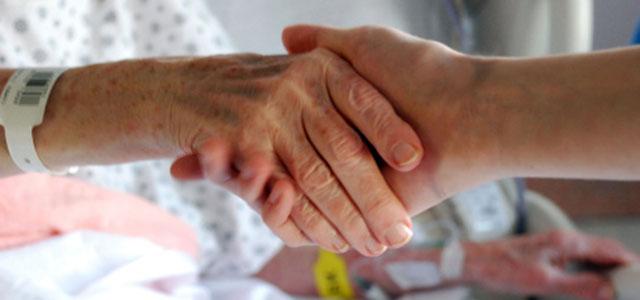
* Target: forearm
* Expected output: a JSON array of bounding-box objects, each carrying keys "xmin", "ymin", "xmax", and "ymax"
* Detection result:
[
  {"xmin": 254, "ymin": 247, "xmax": 318, "ymax": 296},
  {"xmin": 255, "ymin": 245, "xmax": 474, "ymax": 297},
  {"xmin": 0, "ymin": 60, "xmax": 181, "ymax": 176},
  {"xmin": 476, "ymin": 47, "xmax": 640, "ymax": 180}
]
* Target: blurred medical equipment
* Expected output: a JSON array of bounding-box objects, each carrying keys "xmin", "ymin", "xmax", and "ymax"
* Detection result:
[
  {"xmin": 475, "ymin": 0, "xmax": 593, "ymax": 56},
  {"xmin": 611, "ymin": 264, "xmax": 640, "ymax": 300},
  {"xmin": 207, "ymin": 0, "xmax": 593, "ymax": 56},
  {"xmin": 633, "ymin": 18, "xmax": 640, "ymax": 44},
  {"xmin": 608, "ymin": 20, "xmax": 640, "ymax": 300}
]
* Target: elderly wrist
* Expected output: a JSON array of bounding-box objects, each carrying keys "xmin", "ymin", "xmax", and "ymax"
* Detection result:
[
  {"xmin": 149, "ymin": 56, "xmax": 228, "ymax": 155},
  {"xmin": 458, "ymin": 241, "xmax": 486, "ymax": 284},
  {"xmin": 31, "ymin": 67, "xmax": 85, "ymax": 170},
  {"xmin": 131, "ymin": 58, "xmax": 193, "ymax": 156},
  {"xmin": 35, "ymin": 60, "xmax": 181, "ymax": 169}
]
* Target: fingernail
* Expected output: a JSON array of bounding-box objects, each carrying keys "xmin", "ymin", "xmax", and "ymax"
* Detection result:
[
  {"xmin": 336, "ymin": 243, "xmax": 350, "ymax": 253},
  {"xmin": 267, "ymin": 188, "xmax": 281, "ymax": 205},
  {"xmin": 392, "ymin": 142, "xmax": 419, "ymax": 167},
  {"xmin": 384, "ymin": 223, "xmax": 413, "ymax": 248},
  {"xmin": 334, "ymin": 238, "xmax": 350, "ymax": 253},
  {"xmin": 366, "ymin": 238, "xmax": 387, "ymax": 256}
]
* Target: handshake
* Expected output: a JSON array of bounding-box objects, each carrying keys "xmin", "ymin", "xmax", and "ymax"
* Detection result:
[
  {"xmin": 7, "ymin": 25, "xmax": 638, "ymax": 257},
  {"xmin": 168, "ymin": 25, "xmax": 498, "ymax": 256}
]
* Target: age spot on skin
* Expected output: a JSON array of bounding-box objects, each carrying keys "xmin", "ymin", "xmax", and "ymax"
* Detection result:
[
  {"xmin": 219, "ymin": 83, "xmax": 264, "ymax": 99},
  {"xmin": 176, "ymin": 96, "xmax": 240, "ymax": 126},
  {"xmin": 212, "ymin": 106, "xmax": 240, "ymax": 125},
  {"xmin": 245, "ymin": 63, "xmax": 290, "ymax": 79},
  {"xmin": 222, "ymin": 61, "xmax": 291, "ymax": 80}
]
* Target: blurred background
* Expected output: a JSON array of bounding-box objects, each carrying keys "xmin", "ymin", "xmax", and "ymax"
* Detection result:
[
  {"xmin": 206, "ymin": 0, "xmax": 640, "ymax": 253},
  {"xmin": 207, "ymin": 0, "xmax": 639, "ymax": 53}
]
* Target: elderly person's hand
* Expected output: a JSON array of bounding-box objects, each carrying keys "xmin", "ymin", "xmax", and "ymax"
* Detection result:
[
  {"xmin": 464, "ymin": 230, "xmax": 638, "ymax": 299},
  {"xmin": 349, "ymin": 230, "xmax": 638, "ymax": 300},
  {"xmin": 14, "ymin": 49, "xmax": 423, "ymax": 256},
  {"xmin": 166, "ymin": 51, "xmax": 422, "ymax": 256}
]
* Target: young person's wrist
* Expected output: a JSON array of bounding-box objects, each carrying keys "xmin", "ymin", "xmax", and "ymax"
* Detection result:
[{"xmin": 464, "ymin": 55, "xmax": 528, "ymax": 180}]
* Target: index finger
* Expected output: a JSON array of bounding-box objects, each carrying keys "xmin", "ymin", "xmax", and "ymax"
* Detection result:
[
  {"xmin": 560, "ymin": 232, "xmax": 639, "ymax": 266},
  {"xmin": 325, "ymin": 53, "xmax": 423, "ymax": 171},
  {"xmin": 300, "ymin": 88, "xmax": 414, "ymax": 249}
]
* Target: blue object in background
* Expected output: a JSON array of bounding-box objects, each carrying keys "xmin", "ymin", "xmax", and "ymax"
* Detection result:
[{"xmin": 632, "ymin": 18, "xmax": 640, "ymax": 44}]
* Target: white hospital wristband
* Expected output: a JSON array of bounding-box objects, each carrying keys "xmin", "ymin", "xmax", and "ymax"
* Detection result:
[
  {"xmin": 0, "ymin": 68, "xmax": 70, "ymax": 174},
  {"xmin": 440, "ymin": 239, "xmax": 465, "ymax": 280}
]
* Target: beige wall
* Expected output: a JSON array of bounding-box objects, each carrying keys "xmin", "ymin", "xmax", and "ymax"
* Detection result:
[
  {"xmin": 205, "ymin": 0, "xmax": 453, "ymax": 54},
  {"xmin": 207, "ymin": 0, "xmax": 638, "ymax": 55}
]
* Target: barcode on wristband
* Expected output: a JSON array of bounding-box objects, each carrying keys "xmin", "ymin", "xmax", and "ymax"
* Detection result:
[{"xmin": 17, "ymin": 71, "xmax": 55, "ymax": 106}]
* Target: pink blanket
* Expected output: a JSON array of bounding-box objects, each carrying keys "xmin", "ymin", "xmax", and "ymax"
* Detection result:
[{"xmin": 0, "ymin": 173, "xmax": 198, "ymax": 257}]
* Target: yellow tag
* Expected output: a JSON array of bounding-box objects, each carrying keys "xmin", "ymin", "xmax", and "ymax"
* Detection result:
[{"xmin": 314, "ymin": 249, "xmax": 354, "ymax": 299}]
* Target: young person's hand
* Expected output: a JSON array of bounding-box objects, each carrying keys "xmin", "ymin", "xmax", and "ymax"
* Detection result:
[
  {"xmin": 283, "ymin": 25, "xmax": 496, "ymax": 214},
  {"xmin": 283, "ymin": 25, "xmax": 640, "ymax": 217}
]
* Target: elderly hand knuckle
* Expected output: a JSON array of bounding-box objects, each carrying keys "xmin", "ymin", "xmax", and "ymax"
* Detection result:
[
  {"xmin": 363, "ymin": 196, "xmax": 392, "ymax": 218},
  {"xmin": 342, "ymin": 207, "xmax": 364, "ymax": 229},
  {"xmin": 296, "ymin": 158, "xmax": 333, "ymax": 190},
  {"xmin": 371, "ymin": 109, "xmax": 394, "ymax": 133},
  {"xmin": 347, "ymin": 77, "xmax": 378, "ymax": 111},
  {"xmin": 325, "ymin": 197, "xmax": 353, "ymax": 222},
  {"xmin": 293, "ymin": 201, "xmax": 323, "ymax": 230},
  {"xmin": 329, "ymin": 132, "xmax": 366, "ymax": 165},
  {"xmin": 301, "ymin": 215, "xmax": 323, "ymax": 233}
]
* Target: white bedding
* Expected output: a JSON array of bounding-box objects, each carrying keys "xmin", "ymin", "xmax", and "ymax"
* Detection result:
[{"xmin": 0, "ymin": 231, "xmax": 291, "ymax": 300}]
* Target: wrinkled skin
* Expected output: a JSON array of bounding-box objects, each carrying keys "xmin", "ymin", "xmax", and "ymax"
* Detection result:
[
  {"xmin": 187, "ymin": 26, "xmax": 496, "ymax": 255},
  {"xmin": 282, "ymin": 25, "xmax": 501, "ymax": 216},
  {"xmin": 164, "ymin": 50, "xmax": 423, "ymax": 256}
]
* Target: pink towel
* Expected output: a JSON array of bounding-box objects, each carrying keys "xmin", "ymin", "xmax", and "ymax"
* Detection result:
[{"xmin": 0, "ymin": 173, "xmax": 198, "ymax": 257}]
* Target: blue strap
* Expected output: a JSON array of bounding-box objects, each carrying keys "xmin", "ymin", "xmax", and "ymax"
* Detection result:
[{"xmin": 632, "ymin": 18, "xmax": 640, "ymax": 45}]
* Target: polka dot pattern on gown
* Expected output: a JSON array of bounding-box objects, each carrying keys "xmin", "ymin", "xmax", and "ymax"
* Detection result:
[
  {"xmin": 0, "ymin": 0, "xmax": 280, "ymax": 278},
  {"xmin": 0, "ymin": 0, "xmax": 235, "ymax": 67}
]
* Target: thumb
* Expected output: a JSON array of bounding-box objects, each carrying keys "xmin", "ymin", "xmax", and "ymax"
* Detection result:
[
  {"xmin": 282, "ymin": 24, "xmax": 351, "ymax": 56},
  {"xmin": 282, "ymin": 24, "xmax": 322, "ymax": 54}
]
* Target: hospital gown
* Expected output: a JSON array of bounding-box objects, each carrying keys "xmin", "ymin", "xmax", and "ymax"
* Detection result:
[{"xmin": 0, "ymin": 0, "xmax": 283, "ymax": 279}]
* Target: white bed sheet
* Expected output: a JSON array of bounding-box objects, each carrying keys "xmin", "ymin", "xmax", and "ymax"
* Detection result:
[{"xmin": 0, "ymin": 231, "xmax": 291, "ymax": 300}]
